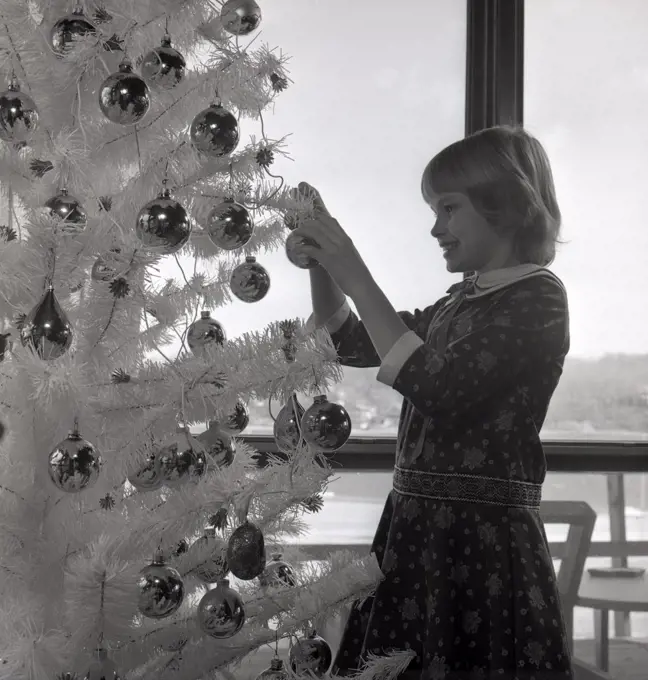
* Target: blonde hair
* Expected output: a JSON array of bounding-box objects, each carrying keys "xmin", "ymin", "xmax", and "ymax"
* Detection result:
[{"xmin": 421, "ymin": 125, "xmax": 566, "ymax": 266}]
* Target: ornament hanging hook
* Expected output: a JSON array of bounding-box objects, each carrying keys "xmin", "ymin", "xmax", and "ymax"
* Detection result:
[
  {"xmin": 44, "ymin": 245, "xmax": 57, "ymax": 291},
  {"xmin": 228, "ymin": 162, "xmax": 234, "ymax": 192}
]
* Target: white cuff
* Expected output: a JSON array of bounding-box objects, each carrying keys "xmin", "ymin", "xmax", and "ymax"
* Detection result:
[
  {"xmin": 305, "ymin": 300, "xmax": 351, "ymax": 334},
  {"xmin": 376, "ymin": 331, "xmax": 424, "ymax": 387}
]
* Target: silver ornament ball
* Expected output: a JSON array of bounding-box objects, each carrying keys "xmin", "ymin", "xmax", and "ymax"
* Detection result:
[
  {"xmin": 48, "ymin": 424, "xmax": 102, "ymax": 493},
  {"xmin": 190, "ymin": 104, "xmax": 239, "ymax": 157},
  {"xmin": 158, "ymin": 427, "xmax": 208, "ymax": 486},
  {"xmin": 141, "ymin": 35, "xmax": 186, "ymax": 89},
  {"xmin": 91, "ymin": 249, "xmax": 121, "ymax": 282},
  {"xmin": 206, "ymin": 199, "xmax": 254, "ymax": 250},
  {"xmin": 285, "ymin": 231, "xmax": 319, "ymax": 269},
  {"xmin": 51, "ymin": 9, "xmax": 95, "ymax": 56},
  {"xmin": 45, "ymin": 189, "xmax": 87, "ymax": 233},
  {"xmin": 258, "ymin": 552, "xmax": 296, "ymax": 588},
  {"xmin": 127, "ymin": 452, "xmax": 165, "ymax": 492},
  {"xmin": 220, "ymin": 0, "xmax": 262, "ymax": 36},
  {"xmin": 255, "ymin": 658, "xmax": 289, "ymax": 680},
  {"xmin": 230, "ymin": 256, "xmax": 270, "ymax": 303},
  {"xmin": 187, "ymin": 311, "xmax": 226, "ymax": 354},
  {"xmin": 135, "ymin": 189, "xmax": 192, "ymax": 254},
  {"xmin": 289, "ymin": 631, "xmax": 333, "ymax": 677},
  {"xmin": 191, "ymin": 527, "xmax": 230, "ymax": 583},
  {"xmin": 0, "ymin": 76, "xmax": 39, "ymax": 143},
  {"xmin": 214, "ymin": 399, "xmax": 250, "ymax": 436},
  {"xmin": 84, "ymin": 648, "xmax": 120, "ymax": 680},
  {"xmin": 196, "ymin": 422, "xmax": 236, "ymax": 467},
  {"xmin": 99, "ymin": 60, "xmax": 150, "ymax": 125},
  {"xmin": 301, "ymin": 395, "xmax": 352, "ymax": 453},
  {"xmin": 197, "ymin": 578, "xmax": 245, "ymax": 638},
  {"xmin": 138, "ymin": 555, "xmax": 185, "ymax": 619}
]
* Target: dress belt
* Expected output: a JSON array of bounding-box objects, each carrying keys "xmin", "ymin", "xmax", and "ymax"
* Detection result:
[{"xmin": 393, "ymin": 466, "xmax": 542, "ymax": 509}]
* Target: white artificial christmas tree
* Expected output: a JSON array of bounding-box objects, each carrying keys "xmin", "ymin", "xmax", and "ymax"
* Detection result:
[{"xmin": 0, "ymin": 2, "xmax": 417, "ymax": 680}]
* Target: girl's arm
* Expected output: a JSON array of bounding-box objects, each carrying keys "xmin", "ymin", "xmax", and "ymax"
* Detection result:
[
  {"xmin": 310, "ymin": 265, "xmax": 444, "ymax": 370},
  {"xmin": 309, "ymin": 265, "xmax": 346, "ymax": 327}
]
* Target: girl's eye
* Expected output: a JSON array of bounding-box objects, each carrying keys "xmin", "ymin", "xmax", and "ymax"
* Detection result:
[{"xmin": 443, "ymin": 204, "xmax": 455, "ymax": 215}]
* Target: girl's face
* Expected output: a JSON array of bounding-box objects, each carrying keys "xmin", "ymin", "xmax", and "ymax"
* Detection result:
[{"xmin": 426, "ymin": 190, "xmax": 521, "ymax": 274}]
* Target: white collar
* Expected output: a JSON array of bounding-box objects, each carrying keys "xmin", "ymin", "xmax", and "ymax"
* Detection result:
[
  {"xmin": 447, "ymin": 264, "xmax": 564, "ymax": 299},
  {"xmin": 474, "ymin": 263, "xmax": 545, "ymax": 289}
]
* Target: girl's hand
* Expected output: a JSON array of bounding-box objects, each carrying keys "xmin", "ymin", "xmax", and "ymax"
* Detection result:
[{"xmin": 290, "ymin": 182, "xmax": 371, "ymax": 297}]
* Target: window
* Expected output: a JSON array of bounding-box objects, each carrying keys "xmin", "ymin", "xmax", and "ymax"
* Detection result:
[
  {"xmin": 202, "ymin": 0, "xmax": 467, "ymax": 434},
  {"xmin": 525, "ymin": 0, "xmax": 648, "ymax": 441}
]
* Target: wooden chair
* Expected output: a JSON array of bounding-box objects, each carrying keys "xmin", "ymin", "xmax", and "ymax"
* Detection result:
[
  {"xmin": 540, "ymin": 500, "xmax": 597, "ymax": 649},
  {"xmin": 540, "ymin": 501, "xmax": 613, "ymax": 680}
]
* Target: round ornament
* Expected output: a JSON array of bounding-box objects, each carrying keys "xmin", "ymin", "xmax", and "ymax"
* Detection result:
[
  {"xmin": 230, "ymin": 256, "xmax": 270, "ymax": 303},
  {"xmin": 191, "ymin": 527, "xmax": 229, "ymax": 583},
  {"xmin": 140, "ymin": 35, "xmax": 186, "ymax": 89},
  {"xmin": 20, "ymin": 286, "xmax": 73, "ymax": 360},
  {"xmin": 135, "ymin": 188, "xmax": 192, "ymax": 254},
  {"xmin": 127, "ymin": 452, "xmax": 165, "ymax": 491},
  {"xmin": 45, "ymin": 189, "xmax": 87, "ymax": 233},
  {"xmin": 99, "ymin": 59, "xmax": 150, "ymax": 125},
  {"xmin": 255, "ymin": 658, "xmax": 288, "ymax": 680},
  {"xmin": 187, "ymin": 311, "xmax": 226, "ymax": 354},
  {"xmin": 51, "ymin": 7, "xmax": 96, "ymax": 56},
  {"xmin": 301, "ymin": 395, "xmax": 352, "ymax": 453},
  {"xmin": 273, "ymin": 394, "xmax": 305, "ymax": 453},
  {"xmin": 258, "ymin": 552, "xmax": 296, "ymax": 588},
  {"xmin": 84, "ymin": 648, "xmax": 120, "ymax": 680},
  {"xmin": 197, "ymin": 578, "xmax": 245, "ymax": 639},
  {"xmin": 196, "ymin": 422, "xmax": 235, "ymax": 468},
  {"xmin": 286, "ymin": 231, "xmax": 319, "ymax": 269},
  {"xmin": 190, "ymin": 103, "xmax": 239, "ymax": 157},
  {"xmin": 289, "ymin": 631, "xmax": 332, "ymax": 677},
  {"xmin": 48, "ymin": 421, "xmax": 102, "ymax": 493},
  {"xmin": 206, "ymin": 199, "xmax": 254, "ymax": 250},
  {"xmin": 159, "ymin": 426, "xmax": 208, "ymax": 486},
  {"xmin": 138, "ymin": 553, "xmax": 184, "ymax": 619},
  {"xmin": 285, "ymin": 231, "xmax": 319, "ymax": 269},
  {"xmin": 91, "ymin": 249, "xmax": 122, "ymax": 282},
  {"xmin": 227, "ymin": 520, "xmax": 265, "ymax": 580},
  {"xmin": 220, "ymin": 0, "xmax": 262, "ymax": 36},
  {"xmin": 0, "ymin": 76, "xmax": 39, "ymax": 144},
  {"xmin": 213, "ymin": 399, "xmax": 249, "ymax": 436}
]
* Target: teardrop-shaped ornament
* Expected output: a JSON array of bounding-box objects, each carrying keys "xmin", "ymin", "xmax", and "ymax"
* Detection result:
[{"xmin": 20, "ymin": 286, "xmax": 73, "ymax": 360}]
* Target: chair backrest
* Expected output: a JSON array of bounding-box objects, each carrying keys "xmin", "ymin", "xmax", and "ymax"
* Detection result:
[{"xmin": 540, "ymin": 500, "xmax": 597, "ymax": 607}]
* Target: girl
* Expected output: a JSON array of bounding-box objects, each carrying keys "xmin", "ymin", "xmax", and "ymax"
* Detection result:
[{"xmin": 292, "ymin": 125, "xmax": 573, "ymax": 679}]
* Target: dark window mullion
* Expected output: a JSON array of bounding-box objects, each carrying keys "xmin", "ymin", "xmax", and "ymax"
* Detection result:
[
  {"xmin": 464, "ymin": 0, "xmax": 524, "ymax": 280},
  {"xmin": 465, "ymin": 0, "xmax": 524, "ymax": 135}
]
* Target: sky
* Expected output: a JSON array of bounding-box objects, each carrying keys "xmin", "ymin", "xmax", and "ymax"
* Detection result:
[{"xmin": 163, "ymin": 0, "xmax": 648, "ymax": 361}]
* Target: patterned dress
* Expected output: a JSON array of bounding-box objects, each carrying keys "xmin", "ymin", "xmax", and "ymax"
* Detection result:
[{"xmin": 321, "ymin": 264, "xmax": 573, "ymax": 680}]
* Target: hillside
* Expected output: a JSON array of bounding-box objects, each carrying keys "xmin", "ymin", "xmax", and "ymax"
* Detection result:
[{"xmin": 247, "ymin": 353, "xmax": 648, "ymax": 437}]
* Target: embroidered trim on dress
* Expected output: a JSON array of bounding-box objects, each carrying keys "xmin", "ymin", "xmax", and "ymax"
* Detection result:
[{"xmin": 393, "ymin": 466, "xmax": 542, "ymax": 509}]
